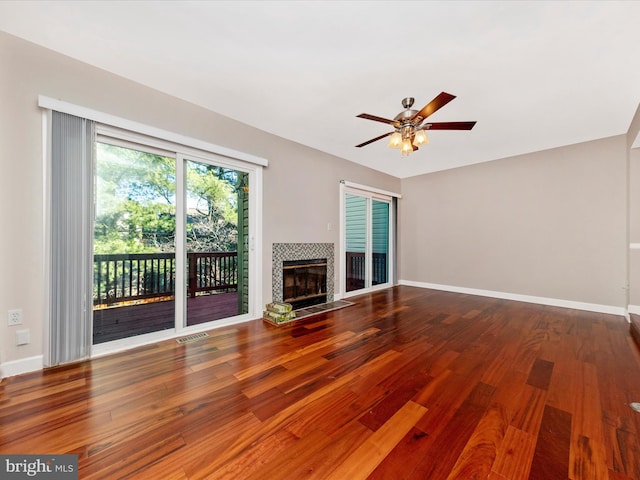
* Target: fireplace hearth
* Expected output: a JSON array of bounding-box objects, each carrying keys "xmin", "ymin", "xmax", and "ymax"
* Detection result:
[{"xmin": 283, "ymin": 258, "xmax": 327, "ymax": 309}]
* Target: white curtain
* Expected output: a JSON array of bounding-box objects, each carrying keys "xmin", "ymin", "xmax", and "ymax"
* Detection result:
[{"xmin": 49, "ymin": 111, "xmax": 94, "ymax": 365}]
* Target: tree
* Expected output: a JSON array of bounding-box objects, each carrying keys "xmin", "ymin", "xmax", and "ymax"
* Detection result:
[
  {"xmin": 185, "ymin": 161, "xmax": 238, "ymax": 252},
  {"xmin": 94, "ymin": 143, "xmax": 239, "ymax": 254}
]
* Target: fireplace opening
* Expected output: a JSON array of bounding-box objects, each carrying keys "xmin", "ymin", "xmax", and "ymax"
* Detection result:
[{"xmin": 283, "ymin": 258, "xmax": 327, "ymax": 309}]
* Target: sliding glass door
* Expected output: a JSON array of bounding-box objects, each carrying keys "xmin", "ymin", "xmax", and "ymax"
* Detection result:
[
  {"xmin": 92, "ymin": 136, "xmax": 252, "ymax": 345},
  {"xmin": 184, "ymin": 159, "xmax": 249, "ymax": 327},
  {"xmin": 93, "ymin": 142, "xmax": 177, "ymax": 344},
  {"xmin": 343, "ymin": 187, "xmax": 393, "ymax": 295}
]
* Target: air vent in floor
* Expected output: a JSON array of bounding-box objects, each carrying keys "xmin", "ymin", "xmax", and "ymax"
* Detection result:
[{"xmin": 176, "ymin": 332, "xmax": 209, "ymax": 344}]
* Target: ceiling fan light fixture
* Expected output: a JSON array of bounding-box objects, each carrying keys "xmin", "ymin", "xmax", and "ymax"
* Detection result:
[
  {"xmin": 387, "ymin": 131, "xmax": 402, "ymax": 148},
  {"xmin": 401, "ymin": 138, "xmax": 413, "ymax": 156},
  {"xmin": 355, "ymin": 92, "xmax": 475, "ymax": 156},
  {"xmin": 413, "ymin": 129, "xmax": 429, "ymax": 146}
]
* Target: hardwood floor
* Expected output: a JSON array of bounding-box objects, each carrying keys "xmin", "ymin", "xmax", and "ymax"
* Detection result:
[
  {"xmin": 2, "ymin": 285, "xmax": 640, "ymax": 479},
  {"xmin": 630, "ymin": 314, "xmax": 640, "ymax": 352}
]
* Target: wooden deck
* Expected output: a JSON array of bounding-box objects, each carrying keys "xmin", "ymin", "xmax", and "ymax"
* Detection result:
[
  {"xmin": 3, "ymin": 285, "xmax": 640, "ymax": 479},
  {"xmin": 93, "ymin": 292, "xmax": 239, "ymax": 344}
]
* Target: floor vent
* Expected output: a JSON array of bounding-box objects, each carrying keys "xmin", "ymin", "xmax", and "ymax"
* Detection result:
[{"xmin": 176, "ymin": 332, "xmax": 209, "ymax": 344}]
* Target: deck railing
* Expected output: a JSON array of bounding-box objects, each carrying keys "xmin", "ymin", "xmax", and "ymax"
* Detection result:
[
  {"xmin": 94, "ymin": 251, "xmax": 238, "ymax": 306},
  {"xmin": 346, "ymin": 252, "xmax": 389, "ymax": 292},
  {"xmin": 187, "ymin": 252, "xmax": 238, "ymax": 298},
  {"xmin": 345, "ymin": 252, "xmax": 388, "ymax": 291}
]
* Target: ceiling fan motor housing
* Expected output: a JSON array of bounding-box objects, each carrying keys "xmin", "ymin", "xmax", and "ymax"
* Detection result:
[
  {"xmin": 401, "ymin": 97, "xmax": 415, "ymax": 109},
  {"xmin": 394, "ymin": 109, "xmax": 419, "ymax": 124}
]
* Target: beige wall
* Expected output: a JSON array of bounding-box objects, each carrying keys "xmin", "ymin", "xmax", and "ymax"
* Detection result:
[
  {"xmin": 400, "ymin": 136, "xmax": 628, "ymax": 308},
  {"xmin": 631, "ymin": 146, "xmax": 640, "ymax": 305},
  {"xmin": 0, "ymin": 32, "xmax": 399, "ymax": 371}
]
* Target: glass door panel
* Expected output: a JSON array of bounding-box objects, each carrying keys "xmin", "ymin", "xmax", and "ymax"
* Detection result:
[
  {"xmin": 372, "ymin": 199, "xmax": 390, "ymax": 286},
  {"xmin": 345, "ymin": 193, "xmax": 367, "ymax": 292},
  {"xmin": 93, "ymin": 142, "xmax": 176, "ymax": 344},
  {"xmin": 185, "ymin": 160, "xmax": 248, "ymax": 326}
]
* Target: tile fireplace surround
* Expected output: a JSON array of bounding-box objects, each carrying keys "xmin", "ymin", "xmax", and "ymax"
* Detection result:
[{"xmin": 272, "ymin": 243, "xmax": 334, "ymax": 304}]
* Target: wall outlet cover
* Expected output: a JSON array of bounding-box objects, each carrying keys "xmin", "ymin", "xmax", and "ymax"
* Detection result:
[{"xmin": 8, "ymin": 309, "xmax": 22, "ymax": 326}]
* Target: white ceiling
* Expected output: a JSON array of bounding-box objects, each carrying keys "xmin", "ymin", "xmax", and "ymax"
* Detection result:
[{"xmin": 2, "ymin": 1, "xmax": 640, "ymax": 178}]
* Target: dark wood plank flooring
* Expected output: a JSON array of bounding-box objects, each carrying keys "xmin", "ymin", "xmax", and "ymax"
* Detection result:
[
  {"xmin": 631, "ymin": 314, "xmax": 640, "ymax": 352},
  {"xmin": 2, "ymin": 286, "xmax": 640, "ymax": 479}
]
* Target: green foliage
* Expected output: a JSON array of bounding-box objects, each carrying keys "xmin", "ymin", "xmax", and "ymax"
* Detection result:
[
  {"xmin": 94, "ymin": 143, "xmax": 241, "ymax": 254},
  {"xmin": 186, "ymin": 161, "xmax": 238, "ymax": 252}
]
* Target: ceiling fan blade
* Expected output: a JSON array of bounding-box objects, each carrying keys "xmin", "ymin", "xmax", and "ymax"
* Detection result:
[
  {"xmin": 425, "ymin": 121, "xmax": 476, "ymax": 130},
  {"xmin": 357, "ymin": 113, "xmax": 397, "ymax": 126},
  {"xmin": 355, "ymin": 131, "xmax": 393, "ymax": 148},
  {"xmin": 411, "ymin": 92, "xmax": 456, "ymax": 121}
]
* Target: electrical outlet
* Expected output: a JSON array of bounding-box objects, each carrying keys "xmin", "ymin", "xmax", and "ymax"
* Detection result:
[
  {"xmin": 16, "ymin": 329, "xmax": 30, "ymax": 346},
  {"xmin": 8, "ymin": 309, "xmax": 22, "ymax": 326}
]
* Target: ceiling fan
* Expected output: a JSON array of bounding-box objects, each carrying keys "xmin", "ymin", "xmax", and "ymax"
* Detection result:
[{"xmin": 355, "ymin": 92, "xmax": 476, "ymax": 156}]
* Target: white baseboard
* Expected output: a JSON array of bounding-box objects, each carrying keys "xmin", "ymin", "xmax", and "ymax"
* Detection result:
[
  {"xmin": 628, "ymin": 305, "xmax": 640, "ymax": 316},
  {"xmin": 0, "ymin": 355, "xmax": 43, "ymax": 380},
  {"xmin": 399, "ymin": 279, "xmax": 628, "ymax": 317}
]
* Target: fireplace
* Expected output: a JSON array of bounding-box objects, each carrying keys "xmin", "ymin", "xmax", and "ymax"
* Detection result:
[
  {"xmin": 272, "ymin": 243, "xmax": 334, "ymax": 307},
  {"xmin": 283, "ymin": 258, "xmax": 327, "ymax": 309}
]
